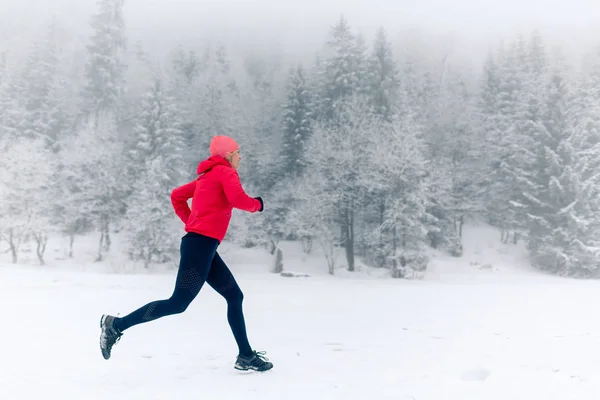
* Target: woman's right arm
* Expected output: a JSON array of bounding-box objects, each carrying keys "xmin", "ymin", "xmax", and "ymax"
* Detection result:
[{"xmin": 170, "ymin": 180, "xmax": 197, "ymax": 223}]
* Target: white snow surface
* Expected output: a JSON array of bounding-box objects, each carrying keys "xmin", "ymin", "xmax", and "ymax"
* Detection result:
[{"xmin": 2, "ymin": 223, "xmax": 600, "ymax": 399}]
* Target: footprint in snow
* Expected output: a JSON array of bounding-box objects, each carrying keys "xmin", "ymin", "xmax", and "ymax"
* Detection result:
[{"xmin": 461, "ymin": 368, "xmax": 491, "ymax": 382}]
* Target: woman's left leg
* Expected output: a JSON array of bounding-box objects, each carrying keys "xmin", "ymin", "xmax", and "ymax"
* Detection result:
[
  {"xmin": 206, "ymin": 252, "xmax": 252, "ymax": 356},
  {"xmin": 206, "ymin": 252, "xmax": 273, "ymax": 371}
]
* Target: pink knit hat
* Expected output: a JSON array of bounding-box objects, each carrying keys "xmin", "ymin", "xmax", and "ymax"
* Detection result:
[{"xmin": 209, "ymin": 135, "xmax": 239, "ymax": 158}]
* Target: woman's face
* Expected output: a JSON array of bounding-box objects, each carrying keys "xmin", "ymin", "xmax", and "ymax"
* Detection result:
[{"xmin": 228, "ymin": 149, "xmax": 241, "ymax": 170}]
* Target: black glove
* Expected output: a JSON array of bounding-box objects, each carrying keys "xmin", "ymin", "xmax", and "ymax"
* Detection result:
[{"xmin": 255, "ymin": 197, "xmax": 264, "ymax": 212}]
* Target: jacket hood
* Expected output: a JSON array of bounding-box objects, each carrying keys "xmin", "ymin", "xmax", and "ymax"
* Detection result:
[{"xmin": 196, "ymin": 155, "xmax": 232, "ymax": 175}]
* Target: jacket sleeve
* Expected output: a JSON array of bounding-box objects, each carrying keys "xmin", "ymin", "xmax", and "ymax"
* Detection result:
[
  {"xmin": 220, "ymin": 168, "xmax": 261, "ymax": 212},
  {"xmin": 170, "ymin": 180, "xmax": 197, "ymax": 224}
]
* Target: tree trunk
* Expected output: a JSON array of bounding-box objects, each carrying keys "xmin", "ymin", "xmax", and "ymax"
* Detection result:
[
  {"xmin": 9, "ymin": 228, "xmax": 17, "ymax": 264},
  {"xmin": 323, "ymin": 240, "xmax": 336, "ymax": 275},
  {"xmin": 301, "ymin": 236, "xmax": 313, "ymax": 254},
  {"xmin": 271, "ymin": 247, "xmax": 283, "ymax": 273},
  {"xmin": 391, "ymin": 225, "xmax": 398, "ymax": 278},
  {"xmin": 379, "ymin": 200, "xmax": 385, "ymax": 247},
  {"xmin": 103, "ymin": 215, "xmax": 111, "ymax": 252},
  {"xmin": 96, "ymin": 230, "xmax": 105, "ymax": 262},
  {"xmin": 348, "ymin": 209, "xmax": 355, "ymax": 271},
  {"xmin": 455, "ymin": 215, "xmax": 464, "ymax": 238},
  {"xmin": 342, "ymin": 207, "xmax": 355, "ymax": 272},
  {"xmin": 268, "ymin": 238, "xmax": 279, "ymax": 255},
  {"xmin": 144, "ymin": 247, "xmax": 152, "ymax": 269},
  {"xmin": 96, "ymin": 214, "xmax": 112, "ymax": 261},
  {"xmin": 429, "ymin": 231, "xmax": 439, "ymax": 249},
  {"xmin": 69, "ymin": 233, "xmax": 75, "ymax": 258},
  {"xmin": 34, "ymin": 232, "xmax": 47, "ymax": 265}
]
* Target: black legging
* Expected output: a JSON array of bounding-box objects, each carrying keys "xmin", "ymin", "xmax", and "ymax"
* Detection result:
[{"xmin": 114, "ymin": 232, "xmax": 253, "ymax": 356}]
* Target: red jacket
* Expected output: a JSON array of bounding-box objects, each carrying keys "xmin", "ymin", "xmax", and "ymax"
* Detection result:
[{"xmin": 170, "ymin": 156, "xmax": 262, "ymax": 242}]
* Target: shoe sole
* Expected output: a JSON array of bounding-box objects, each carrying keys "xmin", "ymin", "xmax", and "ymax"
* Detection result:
[
  {"xmin": 234, "ymin": 363, "xmax": 273, "ymax": 372},
  {"xmin": 99, "ymin": 315, "xmax": 111, "ymax": 360}
]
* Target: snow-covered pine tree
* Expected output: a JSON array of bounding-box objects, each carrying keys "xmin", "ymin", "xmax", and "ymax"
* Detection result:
[
  {"xmin": 317, "ymin": 15, "xmax": 364, "ymax": 122},
  {"xmin": 304, "ymin": 16, "xmax": 375, "ymax": 271},
  {"xmin": 60, "ymin": 117, "xmax": 127, "ymax": 262},
  {"xmin": 202, "ymin": 45, "xmax": 238, "ymax": 138},
  {"xmin": 0, "ymin": 20, "xmax": 74, "ymax": 155},
  {"xmin": 570, "ymin": 121, "xmax": 600, "ymax": 275},
  {"xmin": 39, "ymin": 69, "xmax": 73, "ymax": 152},
  {"xmin": 305, "ymin": 95, "xmax": 380, "ymax": 272},
  {"xmin": 352, "ymin": 33, "xmax": 370, "ymax": 97},
  {"xmin": 523, "ymin": 59, "xmax": 570, "ymax": 262},
  {"xmin": 393, "ymin": 41, "xmax": 446, "ymax": 255},
  {"xmin": 0, "ymin": 56, "xmax": 29, "ymax": 140},
  {"xmin": 292, "ymin": 172, "xmax": 340, "ymax": 274},
  {"xmin": 254, "ymin": 63, "xmax": 314, "ymax": 253},
  {"xmin": 0, "ymin": 52, "xmax": 5, "ymax": 85},
  {"xmin": 0, "ymin": 36, "xmax": 67, "ymax": 257},
  {"xmin": 478, "ymin": 47, "xmax": 508, "ymax": 238},
  {"xmin": 280, "ymin": 64, "xmax": 314, "ymax": 179},
  {"xmin": 49, "ymin": 160, "xmax": 93, "ymax": 259},
  {"xmin": 119, "ymin": 40, "xmax": 157, "ymax": 136},
  {"xmin": 81, "ymin": 0, "xmax": 126, "ymax": 117},
  {"xmin": 239, "ymin": 50, "xmax": 284, "ymax": 191},
  {"xmin": 512, "ymin": 42, "xmax": 600, "ymax": 277},
  {"xmin": 71, "ymin": 0, "xmax": 128, "ymax": 260},
  {"xmin": 538, "ymin": 139, "xmax": 600, "ymax": 277},
  {"xmin": 365, "ymin": 27, "xmax": 400, "ymax": 122},
  {"xmin": 168, "ymin": 46, "xmax": 208, "ymax": 176},
  {"xmin": 370, "ymin": 109, "xmax": 431, "ymax": 277},
  {"xmin": 499, "ymin": 94, "xmax": 543, "ymax": 243},
  {"xmin": 0, "ymin": 138, "xmax": 55, "ymax": 264},
  {"xmin": 172, "ymin": 46, "xmax": 206, "ymax": 86},
  {"xmin": 396, "ymin": 43, "xmax": 437, "ymax": 132},
  {"xmin": 122, "ymin": 76, "xmax": 187, "ymax": 267},
  {"xmin": 127, "ymin": 76, "xmax": 186, "ymax": 182},
  {"xmin": 18, "ymin": 23, "xmax": 61, "ymax": 141},
  {"xmin": 422, "ymin": 62, "xmax": 484, "ymax": 253},
  {"xmin": 356, "ymin": 27, "xmax": 405, "ymax": 264},
  {"xmin": 572, "ymin": 62, "xmax": 600, "ymax": 186},
  {"xmin": 527, "ymin": 30, "xmax": 548, "ymax": 78},
  {"xmin": 532, "ymin": 50, "xmax": 600, "ymax": 276},
  {"xmin": 481, "ymin": 37, "xmax": 544, "ymax": 243},
  {"xmin": 37, "ymin": 70, "xmax": 78, "ymax": 252},
  {"xmin": 484, "ymin": 42, "xmax": 522, "ymax": 241},
  {"xmin": 0, "ymin": 52, "xmax": 6, "ymax": 124},
  {"xmin": 502, "ymin": 33, "xmax": 550, "ymax": 243}
]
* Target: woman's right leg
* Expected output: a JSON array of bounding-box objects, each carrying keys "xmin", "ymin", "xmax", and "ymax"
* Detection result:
[{"xmin": 100, "ymin": 233, "xmax": 218, "ymax": 359}]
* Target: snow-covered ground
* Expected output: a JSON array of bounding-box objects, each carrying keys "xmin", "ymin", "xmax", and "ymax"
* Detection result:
[{"xmin": 2, "ymin": 223, "xmax": 600, "ymax": 399}]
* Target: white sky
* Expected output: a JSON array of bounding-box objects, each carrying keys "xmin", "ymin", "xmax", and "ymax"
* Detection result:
[{"xmin": 1, "ymin": 0, "xmax": 599, "ymax": 66}]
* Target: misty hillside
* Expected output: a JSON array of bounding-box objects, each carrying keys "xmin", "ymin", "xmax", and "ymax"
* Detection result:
[{"xmin": 2, "ymin": 0, "xmax": 600, "ymax": 278}]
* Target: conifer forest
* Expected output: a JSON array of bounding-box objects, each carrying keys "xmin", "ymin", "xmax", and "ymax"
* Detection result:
[{"xmin": 2, "ymin": 0, "xmax": 600, "ymax": 278}]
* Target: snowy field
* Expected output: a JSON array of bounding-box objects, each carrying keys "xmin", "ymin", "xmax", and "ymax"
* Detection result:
[{"xmin": 2, "ymin": 224, "xmax": 600, "ymax": 400}]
